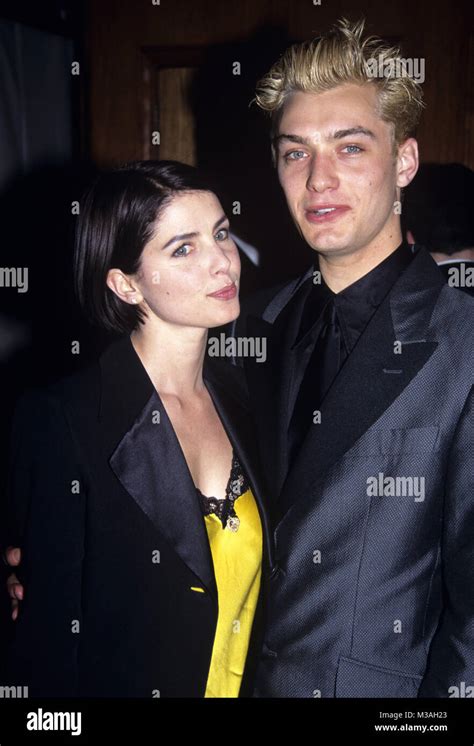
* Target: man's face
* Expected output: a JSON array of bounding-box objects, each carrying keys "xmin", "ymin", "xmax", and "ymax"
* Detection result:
[{"xmin": 274, "ymin": 83, "xmax": 408, "ymax": 258}]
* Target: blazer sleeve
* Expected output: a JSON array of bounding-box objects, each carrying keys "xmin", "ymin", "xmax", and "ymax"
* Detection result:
[
  {"xmin": 418, "ymin": 385, "xmax": 474, "ymax": 697},
  {"xmin": 4, "ymin": 387, "xmax": 86, "ymax": 697}
]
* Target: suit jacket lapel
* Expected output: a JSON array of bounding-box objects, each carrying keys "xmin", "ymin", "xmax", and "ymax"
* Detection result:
[
  {"xmin": 275, "ymin": 248, "xmax": 446, "ymax": 522},
  {"xmin": 244, "ymin": 315, "xmax": 286, "ymax": 498},
  {"xmin": 99, "ymin": 336, "xmax": 217, "ymax": 599},
  {"xmin": 203, "ymin": 359, "xmax": 275, "ymax": 570},
  {"xmin": 245, "ymin": 276, "xmax": 313, "ymax": 498}
]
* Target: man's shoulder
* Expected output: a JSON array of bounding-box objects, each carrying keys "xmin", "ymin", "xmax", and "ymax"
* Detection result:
[
  {"xmin": 437, "ymin": 260, "xmax": 474, "ymax": 299},
  {"xmin": 239, "ymin": 281, "xmax": 289, "ymax": 321},
  {"xmin": 422, "ymin": 282, "xmax": 474, "ymax": 387},
  {"xmin": 436, "ymin": 280, "xmax": 474, "ymax": 324},
  {"xmin": 238, "ymin": 267, "xmax": 313, "ymax": 328}
]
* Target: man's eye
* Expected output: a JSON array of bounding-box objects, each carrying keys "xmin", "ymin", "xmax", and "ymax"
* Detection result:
[
  {"xmin": 172, "ymin": 244, "xmax": 191, "ymax": 257},
  {"xmin": 342, "ymin": 145, "xmax": 363, "ymax": 154},
  {"xmin": 215, "ymin": 228, "xmax": 229, "ymax": 241},
  {"xmin": 285, "ymin": 150, "xmax": 307, "ymax": 161}
]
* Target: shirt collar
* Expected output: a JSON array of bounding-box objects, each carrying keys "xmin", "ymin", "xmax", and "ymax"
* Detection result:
[{"xmin": 295, "ymin": 240, "xmax": 416, "ymax": 349}]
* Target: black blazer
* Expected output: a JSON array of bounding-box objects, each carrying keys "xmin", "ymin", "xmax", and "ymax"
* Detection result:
[{"xmin": 3, "ymin": 335, "xmax": 273, "ymax": 697}]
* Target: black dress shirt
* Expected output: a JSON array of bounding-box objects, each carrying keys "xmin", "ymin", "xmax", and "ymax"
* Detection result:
[{"xmin": 288, "ymin": 240, "xmax": 416, "ymax": 464}]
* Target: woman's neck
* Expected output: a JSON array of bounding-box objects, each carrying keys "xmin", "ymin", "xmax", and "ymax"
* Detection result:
[{"xmin": 130, "ymin": 322, "xmax": 209, "ymax": 399}]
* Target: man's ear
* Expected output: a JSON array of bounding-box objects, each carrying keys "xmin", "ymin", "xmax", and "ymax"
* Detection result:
[
  {"xmin": 106, "ymin": 268, "xmax": 143, "ymax": 306},
  {"xmin": 396, "ymin": 138, "xmax": 419, "ymax": 189}
]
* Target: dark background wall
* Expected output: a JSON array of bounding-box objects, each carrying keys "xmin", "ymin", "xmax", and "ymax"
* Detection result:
[{"xmin": 85, "ymin": 0, "xmax": 474, "ymax": 284}]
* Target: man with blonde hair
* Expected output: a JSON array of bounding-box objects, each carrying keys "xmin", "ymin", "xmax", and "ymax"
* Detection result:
[{"xmin": 243, "ymin": 18, "xmax": 474, "ymax": 698}]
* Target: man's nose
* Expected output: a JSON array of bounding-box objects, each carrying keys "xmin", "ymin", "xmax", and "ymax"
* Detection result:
[{"xmin": 306, "ymin": 154, "xmax": 339, "ymax": 192}]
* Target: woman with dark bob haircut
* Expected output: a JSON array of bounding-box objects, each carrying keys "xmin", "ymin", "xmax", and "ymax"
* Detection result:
[{"xmin": 3, "ymin": 160, "xmax": 272, "ymax": 698}]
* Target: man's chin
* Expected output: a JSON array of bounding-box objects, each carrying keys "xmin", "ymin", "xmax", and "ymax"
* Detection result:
[{"xmin": 305, "ymin": 236, "xmax": 352, "ymax": 256}]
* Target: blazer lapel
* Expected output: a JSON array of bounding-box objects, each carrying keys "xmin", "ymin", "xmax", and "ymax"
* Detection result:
[
  {"xmin": 245, "ymin": 276, "xmax": 313, "ymax": 498},
  {"xmin": 244, "ymin": 314, "xmax": 286, "ymax": 498},
  {"xmin": 203, "ymin": 359, "xmax": 275, "ymax": 571},
  {"xmin": 276, "ymin": 248, "xmax": 446, "ymax": 522},
  {"xmin": 99, "ymin": 336, "xmax": 217, "ymax": 599}
]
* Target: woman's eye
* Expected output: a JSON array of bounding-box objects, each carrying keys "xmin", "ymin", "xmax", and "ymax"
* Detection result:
[
  {"xmin": 342, "ymin": 145, "xmax": 363, "ymax": 154},
  {"xmin": 215, "ymin": 228, "xmax": 229, "ymax": 241},
  {"xmin": 285, "ymin": 150, "xmax": 307, "ymax": 161},
  {"xmin": 172, "ymin": 244, "xmax": 191, "ymax": 257}
]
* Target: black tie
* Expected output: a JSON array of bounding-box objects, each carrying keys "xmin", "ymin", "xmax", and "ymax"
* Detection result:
[{"xmin": 288, "ymin": 299, "xmax": 345, "ymax": 465}]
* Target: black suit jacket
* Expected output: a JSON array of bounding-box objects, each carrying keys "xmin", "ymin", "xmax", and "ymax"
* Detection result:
[
  {"xmin": 3, "ymin": 335, "xmax": 273, "ymax": 697},
  {"xmin": 243, "ymin": 246, "xmax": 474, "ymax": 697}
]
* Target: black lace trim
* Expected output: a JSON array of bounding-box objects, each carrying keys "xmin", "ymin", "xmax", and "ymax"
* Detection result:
[{"xmin": 196, "ymin": 451, "xmax": 250, "ymax": 531}]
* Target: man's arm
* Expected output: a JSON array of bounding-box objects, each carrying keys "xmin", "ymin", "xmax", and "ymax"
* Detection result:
[{"xmin": 418, "ymin": 385, "xmax": 474, "ymax": 697}]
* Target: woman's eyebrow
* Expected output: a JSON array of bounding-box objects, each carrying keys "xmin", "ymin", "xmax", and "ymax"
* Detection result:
[
  {"xmin": 161, "ymin": 215, "xmax": 228, "ymax": 250},
  {"xmin": 162, "ymin": 231, "xmax": 198, "ymax": 250}
]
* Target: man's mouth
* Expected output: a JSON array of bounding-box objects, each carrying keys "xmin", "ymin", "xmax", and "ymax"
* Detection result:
[{"xmin": 305, "ymin": 205, "xmax": 350, "ymax": 223}]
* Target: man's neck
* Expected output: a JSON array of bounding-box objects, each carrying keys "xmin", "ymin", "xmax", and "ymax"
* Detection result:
[{"xmin": 317, "ymin": 231, "xmax": 404, "ymax": 294}]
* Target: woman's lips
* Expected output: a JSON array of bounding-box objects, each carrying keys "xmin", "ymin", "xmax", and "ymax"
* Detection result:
[
  {"xmin": 207, "ymin": 282, "xmax": 238, "ymax": 300},
  {"xmin": 305, "ymin": 205, "xmax": 350, "ymax": 223}
]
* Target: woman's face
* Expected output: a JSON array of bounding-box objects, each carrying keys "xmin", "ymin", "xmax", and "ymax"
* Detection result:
[{"xmin": 133, "ymin": 190, "xmax": 241, "ymax": 330}]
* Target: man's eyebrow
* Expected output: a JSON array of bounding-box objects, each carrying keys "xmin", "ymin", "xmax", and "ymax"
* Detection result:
[
  {"xmin": 331, "ymin": 126, "xmax": 376, "ymax": 140},
  {"xmin": 273, "ymin": 127, "xmax": 376, "ymax": 148},
  {"xmin": 162, "ymin": 215, "xmax": 228, "ymax": 250},
  {"xmin": 273, "ymin": 134, "xmax": 311, "ymax": 147}
]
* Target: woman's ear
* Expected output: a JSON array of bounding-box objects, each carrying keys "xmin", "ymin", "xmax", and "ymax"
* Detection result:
[{"xmin": 106, "ymin": 268, "xmax": 143, "ymax": 306}]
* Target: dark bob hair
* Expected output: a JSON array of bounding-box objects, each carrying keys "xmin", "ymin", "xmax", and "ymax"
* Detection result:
[{"xmin": 74, "ymin": 160, "xmax": 221, "ymax": 334}]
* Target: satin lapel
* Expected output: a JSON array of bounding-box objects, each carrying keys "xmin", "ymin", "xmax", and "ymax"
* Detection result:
[
  {"xmin": 99, "ymin": 336, "xmax": 217, "ymax": 599},
  {"xmin": 245, "ymin": 277, "xmax": 312, "ymax": 497},
  {"xmin": 277, "ymin": 248, "xmax": 445, "ymax": 523},
  {"xmin": 203, "ymin": 364, "xmax": 275, "ymax": 570},
  {"xmin": 244, "ymin": 314, "xmax": 285, "ymax": 497}
]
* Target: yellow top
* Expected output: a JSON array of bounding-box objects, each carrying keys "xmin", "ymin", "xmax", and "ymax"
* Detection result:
[{"xmin": 202, "ymin": 487, "xmax": 262, "ymax": 698}]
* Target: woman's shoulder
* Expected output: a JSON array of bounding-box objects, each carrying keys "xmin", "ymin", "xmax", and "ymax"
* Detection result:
[
  {"xmin": 203, "ymin": 356, "xmax": 250, "ymax": 409},
  {"xmin": 12, "ymin": 356, "xmax": 101, "ymax": 431},
  {"xmin": 14, "ymin": 334, "xmax": 134, "ymax": 416}
]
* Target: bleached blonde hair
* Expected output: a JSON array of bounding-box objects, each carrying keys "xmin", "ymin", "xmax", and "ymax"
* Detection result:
[{"xmin": 254, "ymin": 18, "xmax": 425, "ymax": 159}]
